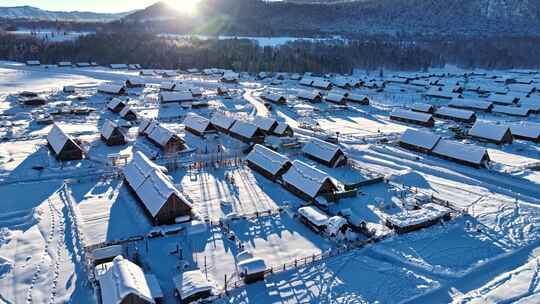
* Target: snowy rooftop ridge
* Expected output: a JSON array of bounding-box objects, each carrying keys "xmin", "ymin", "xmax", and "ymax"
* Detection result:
[
  {"xmin": 246, "ymin": 144, "xmax": 291, "ymax": 175},
  {"xmin": 302, "ymin": 137, "xmax": 342, "ymax": 163},
  {"xmin": 282, "ymin": 160, "xmax": 336, "ymax": 198}
]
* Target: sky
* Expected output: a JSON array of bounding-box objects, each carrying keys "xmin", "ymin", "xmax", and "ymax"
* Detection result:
[{"xmin": 0, "ymin": 0, "xmax": 162, "ymax": 13}]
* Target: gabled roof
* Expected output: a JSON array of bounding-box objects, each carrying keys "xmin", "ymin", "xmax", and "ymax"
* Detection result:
[
  {"xmin": 325, "ymin": 92, "xmax": 345, "ymax": 103},
  {"xmin": 390, "ymin": 109, "xmax": 433, "ymax": 123},
  {"xmin": 119, "ymin": 106, "xmax": 136, "ymax": 118},
  {"xmin": 435, "ymin": 106, "xmax": 475, "ymax": 120},
  {"xmin": 160, "ymin": 81, "xmax": 176, "ymax": 91},
  {"xmin": 252, "ymin": 116, "xmax": 277, "ymax": 132},
  {"xmin": 210, "ymin": 113, "xmax": 236, "ymax": 130},
  {"xmin": 432, "ymin": 140, "xmax": 488, "ymax": 165},
  {"xmin": 486, "ymin": 94, "xmax": 519, "ymax": 105},
  {"xmin": 246, "ymin": 144, "xmax": 291, "ymax": 176},
  {"xmin": 510, "ymin": 123, "xmax": 540, "ymax": 139},
  {"xmin": 520, "ymin": 97, "xmax": 540, "ymax": 111},
  {"xmin": 410, "ymin": 103, "xmax": 434, "ymax": 113},
  {"xmin": 96, "ymin": 255, "xmax": 155, "ymax": 304},
  {"xmin": 492, "ymin": 105, "xmax": 530, "ymax": 117},
  {"xmin": 282, "ymin": 160, "xmax": 337, "ymax": 198},
  {"xmin": 399, "ymin": 129, "xmax": 441, "ymax": 151},
  {"xmin": 230, "ymin": 120, "xmax": 261, "ymax": 139},
  {"xmin": 160, "ymin": 91, "xmax": 194, "ymax": 102},
  {"xmin": 449, "ymin": 98, "xmax": 492, "ymax": 111},
  {"xmin": 183, "ymin": 113, "xmax": 212, "ymax": 133},
  {"xmin": 273, "ymin": 122, "xmax": 291, "ymax": 135},
  {"xmin": 98, "ymin": 83, "xmax": 125, "ymax": 94},
  {"xmin": 346, "ymin": 93, "xmax": 369, "ymax": 103},
  {"xmin": 47, "ymin": 124, "xmax": 78, "ymax": 154},
  {"xmin": 123, "ymin": 152, "xmax": 190, "ymax": 218},
  {"xmin": 298, "ymin": 206, "xmax": 329, "ymax": 226},
  {"xmin": 147, "ymin": 123, "xmax": 179, "ymax": 147},
  {"xmin": 468, "ymin": 121, "xmax": 511, "ymax": 142},
  {"xmin": 107, "ymin": 98, "xmax": 125, "ymax": 110},
  {"xmin": 302, "ymin": 137, "xmax": 343, "ymax": 163},
  {"xmin": 101, "ymin": 120, "xmax": 120, "ymax": 139},
  {"xmin": 174, "ymin": 270, "xmax": 214, "ymax": 300},
  {"xmin": 296, "ymin": 89, "xmax": 321, "ymax": 100}
]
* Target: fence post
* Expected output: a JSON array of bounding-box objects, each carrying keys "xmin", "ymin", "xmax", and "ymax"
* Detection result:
[{"xmin": 224, "ymin": 274, "xmax": 228, "ymax": 294}]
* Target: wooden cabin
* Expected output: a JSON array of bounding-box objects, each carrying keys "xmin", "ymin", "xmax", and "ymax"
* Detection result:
[
  {"xmin": 123, "ymin": 152, "xmax": 192, "ymax": 225},
  {"xmin": 210, "ymin": 113, "xmax": 236, "ymax": 133},
  {"xmin": 432, "ymin": 140, "xmax": 490, "ymax": 168},
  {"xmin": 144, "ymin": 122, "xmax": 186, "ymax": 152},
  {"xmin": 246, "ymin": 144, "xmax": 292, "ymax": 181},
  {"xmin": 107, "ymin": 98, "xmax": 126, "ymax": 113},
  {"xmin": 47, "ymin": 124, "xmax": 84, "ymax": 161},
  {"xmin": 398, "ymin": 129, "xmax": 441, "ymax": 154},
  {"xmin": 229, "ymin": 120, "xmax": 265, "ymax": 144},
  {"xmin": 101, "ymin": 120, "xmax": 127, "ymax": 146},
  {"xmin": 468, "ymin": 121, "xmax": 513, "ymax": 145},
  {"xmin": 390, "ymin": 109, "xmax": 435, "ymax": 127},
  {"xmin": 119, "ymin": 106, "xmax": 138, "ymax": 121},
  {"xmin": 182, "ymin": 113, "xmax": 218, "ymax": 137},
  {"xmin": 434, "ymin": 107, "xmax": 477, "ymax": 124},
  {"xmin": 98, "ymin": 83, "xmax": 126, "ymax": 95},
  {"xmin": 302, "ymin": 137, "xmax": 347, "ymax": 167},
  {"xmin": 282, "ymin": 160, "xmax": 338, "ymax": 202}
]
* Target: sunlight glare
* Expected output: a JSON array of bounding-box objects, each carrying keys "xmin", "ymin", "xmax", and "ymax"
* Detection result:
[{"xmin": 164, "ymin": 0, "xmax": 201, "ymax": 15}]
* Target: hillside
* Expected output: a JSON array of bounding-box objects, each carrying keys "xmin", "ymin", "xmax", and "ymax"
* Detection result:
[
  {"xmin": 0, "ymin": 5, "xmax": 131, "ymax": 22},
  {"xmin": 122, "ymin": 0, "xmax": 540, "ymax": 37}
]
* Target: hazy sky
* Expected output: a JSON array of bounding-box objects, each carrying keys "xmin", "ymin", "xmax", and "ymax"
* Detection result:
[{"xmin": 1, "ymin": 0, "xmax": 162, "ymax": 13}]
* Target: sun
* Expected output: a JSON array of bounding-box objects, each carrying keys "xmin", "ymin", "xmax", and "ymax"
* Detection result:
[{"xmin": 163, "ymin": 0, "xmax": 201, "ymax": 15}]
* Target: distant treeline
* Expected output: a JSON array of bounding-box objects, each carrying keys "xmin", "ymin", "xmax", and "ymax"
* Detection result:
[{"xmin": 0, "ymin": 31, "xmax": 539, "ymax": 73}]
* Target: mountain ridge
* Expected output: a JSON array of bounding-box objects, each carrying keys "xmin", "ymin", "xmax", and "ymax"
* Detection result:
[{"xmin": 0, "ymin": 5, "xmax": 133, "ymax": 22}]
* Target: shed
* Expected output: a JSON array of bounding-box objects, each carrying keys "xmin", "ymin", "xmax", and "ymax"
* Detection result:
[
  {"xmin": 434, "ymin": 107, "xmax": 476, "ymax": 123},
  {"xmin": 296, "ymin": 89, "xmax": 322, "ymax": 102},
  {"xmin": 107, "ymin": 98, "xmax": 126, "ymax": 113},
  {"xmin": 260, "ymin": 92, "xmax": 287, "ymax": 104},
  {"xmin": 98, "ymin": 83, "xmax": 126, "ymax": 95},
  {"xmin": 486, "ymin": 94, "xmax": 519, "ymax": 105},
  {"xmin": 324, "ymin": 92, "xmax": 346, "ymax": 105},
  {"xmin": 297, "ymin": 206, "xmax": 329, "ymax": 233},
  {"xmin": 410, "ymin": 103, "xmax": 435, "ymax": 114},
  {"xmin": 160, "ymin": 81, "xmax": 176, "ymax": 91},
  {"xmin": 468, "ymin": 121, "xmax": 513, "ymax": 144},
  {"xmin": 119, "ymin": 106, "xmax": 138, "ymax": 121},
  {"xmin": 229, "ymin": 120, "xmax": 265, "ymax": 144},
  {"xmin": 385, "ymin": 203, "xmax": 451, "ymax": 233},
  {"xmin": 246, "ymin": 144, "xmax": 292, "ymax": 181},
  {"xmin": 432, "ymin": 140, "xmax": 490, "ymax": 167},
  {"xmin": 302, "ymin": 137, "xmax": 347, "ymax": 167},
  {"xmin": 390, "ymin": 109, "xmax": 435, "ymax": 127},
  {"xmin": 91, "ymin": 245, "xmax": 124, "ymax": 265},
  {"xmin": 101, "ymin": 120, "xmax": 127, "ymax": 146},
  {"xmin": 510, "ymin": 123, "xmax": 540, "ymax": 142},
  {"xmin": 282, "ymin": 160, "xmax": 338, "ymax": 202},
  {"xmin": 210, "ymin": 113, "xmax": 236, "ymax": 133},
  {"xmin": 174, "ymin": 270, "xmax": 214, "ymax": 304},
  {"xmin": 398, "ymin": 129, "xmax": 441, "ymax": 153},
  {"xmin": 311, "ymin": 78, "xmax": 332, "ymax": 90},
  {"xmin": 273, "ymin": 122, "xmax": 294, "ymax": 137},
  {"xmin": 47, "ymin": 124, "xmax": 84, "ymax": 161},
  {"xmin": 237, "ymin": 255, "xmax": 267, "ymax": 284},
  {"xmin": 182, "ymin": 113, "xmax": 217, "ymax": 137},
  {"xmin": 159, "ymin": 91, "xmax": 194, "ymax": 103},
  {"xmin": 95, "ymin": 256, "xmax": 158, "ymax": 304},
  {"xmin": 252, "ymin": 116, "xmax": 278, "ymax": 134},
  {"xmin": 220, "ymin": 72, "xmax": 239, "ymax": 83},
  {"xmin": 492, "ymin": 105, "xmax": 531, "ymax": 117},
  {"xmin": 125, "ymin": 78, "xmax": 146, "ymax": 88},
  {"xmin": 145, "ymin": 122, "xmax": 186, "ymax": 152},
  {"xmin": 448, "ymin": 99, "xmax": 493, "ymax": 112},
  {"xmin": 123, "ymin": 152, "xmax": 192, "ymax": 225},
  {"xmin": 345, "ymin": 93, "xmax": 369, "ymax": 105}
]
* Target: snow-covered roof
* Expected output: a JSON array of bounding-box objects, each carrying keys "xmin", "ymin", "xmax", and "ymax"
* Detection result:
[
  {"xmin": 147, "ymin": 123, "xmax": 178, "ymax": 147},
  {"xmin": 520, "ymin": 97, "xmax": 540, "ymax": 111},
  {"xmin": 107, "ymin": 98, "xmax": 125, "ymax": 110},
  {"xmin": 252, "ymin": 116, "xmax": 276, "ymax": 132},
  {"xmin": 486, "ymin": 94, "xmax": 518, "ymax": 105},
  {"xmin": 387, "ymin": 203, "xmax": 451, "ymax": 229},
  {"xmin": 92, "ymin": 245, "xmax": 123, "ymax": 262},
  {"xmin": 140, "ymin": 69, "xmax": 156, "ymax": 76},
  {"xmin": 410, "ymin": 103, "xmax": 433, "ymax": 113},
  {"xmin": 210, "ymin": 113, "xmax": 236, "ymax": 130},
  {"xmin": 246, "ymin": 144, "xmax": 291, "ymax": 175},
  {"xmin": 119, "ymin": 106, "xmax": 136, "ymax": 118},
  {"xmin": 302, "ymin": 137, "xmax": 343, "ymax": 163},
  {"xmin": 98, "ymin": 83, "xmax": 125, "ymax": 94},
  {"xmin": 282, "ymin": 160, "xmax": 336, "ymax": 198},
  {"xmin": 160, "ymin": 81, "xmax": 176, "ymax": 91},
  {"xmin": 273, "ymin": 122, "xmax": 291, "ymax": 135},
  {"xmin": 468, "ymin": 121, "xmax": 511, "ymax": 141},
  {"xmin": 312, "ymin": 78, "xmax": 332, "ymax": 89},
  {"xmin": 299, "ymin": 77, "xmax": 314, "ymax": 86},
  {"xmin": 58, "ymin": 61, "xmax": 71, "ymax": 66},
  {"xmin": 126, "ymin": 78, "xmax": 146, "ymax": 86},
  {"xmin": 160, "ymin": 91, "xmax": 194, "ymax": 103},
  {"xmin": 296, "ymin": 89, "xmax": 321, "ymax": 100},
  {"xmin": 138, "ymin": 119, "xmax": 153, "ymax": 134},
  {"xmin": 424, "ymin": 87, "xmax": 458, "ymax": 99},
  {"xmin": 230, "ymin": 120, "xmax": 260, "ymax": 139},
  {"xmin": 123, "ymin": 152, "xmax": 189, "ymax": 217},
  {"xmin": 399, "ymin": 129, "xmax": 441, "ymax": 150},
  {"xmin": 96, "ymin": 256, "xmax": 155, "ymax": 304},
  {"xmin": 508, "ymin": 83, "xmax": 536, "ymax": 94},
  {"xmin": 435, "ymin": 106, "xmax": 475, "ymax": 120},
  {"xmin": 260, "ymin": 92, "xmax": 286, "ymax": 103},
  {"xmin": 325, "ymin": 92, "xmax": 345, "ymax": 103},
  {"xmin": 509, "ymin": 122, "xmax": 540, "ymax": 139},
  {"xmin": 183, "ymin": 113, "xmax": 212, "ymax": 134},
  {"xmin": 174, "ymin": 270, "xmax": 214, "ymax": 300},
  {"xmin": 221, "ymin": 72, "xmax": 239, "ymax": 81},
  {"xmin": 238, "ymin": 257, "xmax": 267, "ymax": 275},
  {"xmin": 26, "ymin": 60, "xmax": 40, "ymax": 65},
  {"xmin": 101, "ymin": 120, "xmax": 119, "ymax": 139},
  {"xmin": 47, "ymin": 124, "xmax": 74, "ymax": 154},
  {"xmin": 390, "ymin": 109, "xmax": 433, "ymax": 123},
  {"xmin": 298, "ymin": 206, "xmax": 329, "ymax": 227},
  {"xmin": 326, "ymin": 216, "xmax": 348, "ymax": 235},
  {"xmin": 346, "ymin": 93, "xmax": 369, "ymax": 103},
  {"xmin": 110, "ymin": 64, "xmax": 128, "ymax": 69},
  {"xmin": 448, "ymin": 98, "xmax": 492, "ymax": 110},
  {"xmin": 432, "ymin": 140, "xmax": 488, "ymax": 165},
  {"xmin": 492, "ymin": 105, "xmax": 530, "ymax": 117}
]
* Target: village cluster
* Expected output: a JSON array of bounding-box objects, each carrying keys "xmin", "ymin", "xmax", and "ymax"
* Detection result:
[{"xmin": 1, "ymin": 59, "xmax": 540, "ymax": 304}]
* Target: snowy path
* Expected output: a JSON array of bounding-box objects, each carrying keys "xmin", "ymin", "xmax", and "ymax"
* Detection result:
[{"xmin": 243, "ymin": 89, "xmax": 269, "ymax": 117}]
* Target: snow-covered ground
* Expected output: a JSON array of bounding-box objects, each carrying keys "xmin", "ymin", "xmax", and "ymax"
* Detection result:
[{"xmin": 0, "ymin": 61, "xmax": 540, "ymax": 303}]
